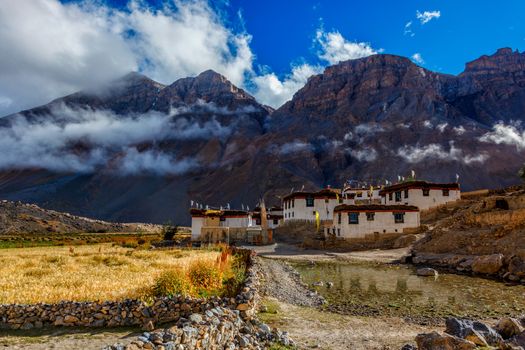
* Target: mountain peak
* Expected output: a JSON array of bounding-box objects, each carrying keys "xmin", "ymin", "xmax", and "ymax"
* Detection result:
[{"xmin": 462, "ymin": 47, "xmax": 525, "ymax": 76}]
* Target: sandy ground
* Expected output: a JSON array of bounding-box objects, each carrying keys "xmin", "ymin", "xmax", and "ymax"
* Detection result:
[{"xmin": 260, "ymin": 298, "xmax": 437, "ymax": 350}]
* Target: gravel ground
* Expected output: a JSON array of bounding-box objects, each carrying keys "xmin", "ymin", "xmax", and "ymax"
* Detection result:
[{"xmin": 258, "ymin": 257, "xmax": 324, "ymax": 307}]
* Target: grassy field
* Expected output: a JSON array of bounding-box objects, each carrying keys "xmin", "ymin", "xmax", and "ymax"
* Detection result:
[
  {"xmin": 0, "ymin": 244, "xmax": 245, "ymax": 304},
  {"xmin": 0, "ymin": 232, "xmax": 165, "ymax": 249}
]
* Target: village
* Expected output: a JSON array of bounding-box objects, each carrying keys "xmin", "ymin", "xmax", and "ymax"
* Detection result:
[{"xmin": 190, "ymin": 174, "xmax": 461, "ymax": 246}]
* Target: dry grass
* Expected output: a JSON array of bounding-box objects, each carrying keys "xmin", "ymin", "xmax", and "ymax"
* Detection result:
[{"xmin": 0, "ymin": 244, "xmax": 227, "ymax": 304}]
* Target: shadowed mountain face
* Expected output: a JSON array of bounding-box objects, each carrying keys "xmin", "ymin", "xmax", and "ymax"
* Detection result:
[{"xmin": 1, "ymin": 49, "xmax": 525, "ymax": 225}]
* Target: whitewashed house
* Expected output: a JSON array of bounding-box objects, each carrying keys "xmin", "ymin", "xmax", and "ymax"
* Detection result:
[
  {"xmin": 379, "ymin": 181, "xmax": 460, "ymax": 211},
  {"xmin": 252, "ymin": 206, "xmax": 283, "ymax": 229},
  {"xmin": 282, "ymin": 188, "xmax": 354, "ymax": 223},
  {"xmin": 190, "ymin": 209, "xmax": 251, "ymax": 241},
  {"xmin": 328, "ymin": 204, "xmax": 420, "ymax": 239},
  {"xmin": 342, "ymin": 185, "xmax": 382, "ymax": 204}
]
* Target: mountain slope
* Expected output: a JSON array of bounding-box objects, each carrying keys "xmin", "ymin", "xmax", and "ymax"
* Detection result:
[{"xmin": 0, "ymin": 49, "xmax": 524, "ymax": 225}]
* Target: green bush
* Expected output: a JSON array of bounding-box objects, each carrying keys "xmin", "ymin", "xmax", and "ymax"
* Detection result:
[{"xmin": 151, "ymin": 270, "xmax": 191, "ymax": 297}]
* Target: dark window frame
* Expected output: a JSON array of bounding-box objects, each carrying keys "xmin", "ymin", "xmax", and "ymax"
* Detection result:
[
  {"xmin": 442, "ymin": 189, "xmax": 450, "ymax": 196},
  {"xmin": 423, "ymin": 189, "xmax": 430, "ymax": 197},
  {"xmin": 306, "ymin": 195, "xmax": 314, "ymax": 207},
  {"xmin": 366, "ymin": 212, "xmax": 375, "ymax": 221},
  {"xmin": 404, "ymin": 189, "xmax": 409, "ymax": 198},
  {"xmin": 394, "ymin": 212, "xmax": 405, "ymax": 223},
  {"xmin": 389, "ymin": 193, "xmax": 393, "ymax": 201},
  {"xmin": 337, "ymin": 213, "xmax": 341, "ymax": 224},
  {"xmin": 395, "ymin": 191, "xmax": 402, "ymax": 202},
  {"xmin": 348, "ymin": 212, "xmax": 359, "ymax": 224}
]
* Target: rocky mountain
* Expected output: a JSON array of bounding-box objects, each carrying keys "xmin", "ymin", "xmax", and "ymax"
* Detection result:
[{"xmin": 0, "ymin": 48, "xmax": 524, "ymax": 225}]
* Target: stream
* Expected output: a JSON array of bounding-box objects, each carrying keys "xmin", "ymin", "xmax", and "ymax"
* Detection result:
[{"xmin": 294, "ymin": 261, "xmax": 525, "ymax": 322}]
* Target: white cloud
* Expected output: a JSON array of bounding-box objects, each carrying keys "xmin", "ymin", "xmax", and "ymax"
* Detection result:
[
  {"xmin": 347, "ymin": 147, "xmax": 378, "ymax": 162},
  {"xmin": 0, "ymin": 0, "xmax": 382, "ymax": 114},
  {"xmin": 119, "ymin": 148, "xmax": 197, "ymax": 175},
  {"xmin": 479, "ymin": 122, "xmax": 525, "ymax": 150},
  {"xmin": 252, "ymin": 64, "xmax": 322, "ymax": 108},
  {"xmin": 437, "ymin": 122, "xmax": 448, "ymax": 132},
  {"xmin": 423, "ymin": 120, "xmax": 433, "ymax": 128},
  {"xmin": 0, "ymin": 103, "xmax": 239, "ymax": 173},
  {"xmin": 278, "ymin": 140, "xmax": 313, "ymax": 155},
  {"xmin": 411, "ymin": 53, "xmax": 424, "ymax": 64},
  {"xmin": 416, "ymin": 10, "xmax": 441, "ymax": 24},
  {"xmin": 316, "ymin": 29, "xmax": 378, "ymax": 65},
  {"xmin": 404, "ymin": 21, "xmax": 415, "ymax": 37},
  {"xmin": 453, "ymin": 126, "xmax": 466, "ymax": 135},
  {"xmin": 0, "ymin": 0, "xmax": 254, "ymax": 115},
  {"xmin": 397, "ymin": 142, "xmax": 488, "ymax": 164}
]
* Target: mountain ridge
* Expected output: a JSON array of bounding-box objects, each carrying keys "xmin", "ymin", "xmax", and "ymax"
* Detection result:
[{"xmin": 0, "ymin": 48, "xmax": 524, "ymax": 225}]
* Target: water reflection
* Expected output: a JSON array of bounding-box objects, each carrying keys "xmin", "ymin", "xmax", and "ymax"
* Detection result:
[{"xmin": 295, "ymin": 262, "xmax": 525, "ymax": 318}]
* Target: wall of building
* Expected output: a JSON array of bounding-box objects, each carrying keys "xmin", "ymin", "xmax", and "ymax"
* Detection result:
[
  {"xmin": 330, "ymin": 210, "xmax": 420, "ymax": 239},
  {"xmin": 283, "ymin": 197, "xmax": 353, "ymax": 223},
  {"xmin": 191, "ymin": 217, "xmax": 205, "ymax": 241},
  {"xmin": 382, "ymin": 188, "xmax": 460, "ymax": 210}
]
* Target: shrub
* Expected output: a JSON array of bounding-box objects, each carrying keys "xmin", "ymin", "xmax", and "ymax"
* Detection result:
[
  {"xmin": 188, "ymin": 260, "xmax": 222, "ymax": 295},
  {"xmin": 162, "ymin": 225, "xmax": 178, "ymax": 241},
  {"xmin": 150, "ymin": 270, "xmax": 191, "ymax": 297}
]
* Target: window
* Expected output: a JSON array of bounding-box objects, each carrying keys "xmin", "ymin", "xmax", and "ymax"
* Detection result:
[
  {"xmin": 395, "ymin": 191, "xmax": 402, "ymax": 202},
  {"xmin": 442, "ymin": 189, "xmax": 449, "ymax": 196},
  {"xmin": 306, "ymin": 195, "xmax": 314, "ymax": 207},
  {"xmin": 285, "ymin": 201, "xmax": 288, "ymax": 209},
  {"xmin": 292, "ymin": 199, "xmax": 295, "ymax": 208},
  {"xmin": 292, "ymin": 212, "xmax": 294, "ymax": 218},
  {"xmin": 404, "ymin": 189, "xmax": 409, "ymax": 198},
  {"xmin": 394, "ymin": 213, "xmax": 405, "ymax": 223},
  {"xmin": 423, "ymin": 189, "xmax": 430, "ymax": 197},
  {"xmin": 332, "ymin": 228, "xmax": 336, "ymax": 235},
  {"xmin": 337, "ymin": 228, "xmax": 341, "ymax": 236},
  {"xmin": 366, "ymin": 212, "xmax": 375, "ymax": 221},
  {"xmin": 325, "ymin": 198, "xmax": 329, "ymax": 203},
  {"xmin": 337, "ymin": 213, "xmax": 341, "ymax": 224},
  {"xmin": 356, "ymin": 192, "xmax": 363, "ymax": 198},
  {"xmin": 348, "ymin": 212, "xmax": 359, "ymax": 224},
  {"xmin": 220, "ymin": 217, "xmax": 226, "ymax": 222},
  {"xmin": 273, "ymin": 219, "xmax": 279, "ymax": 225},
  {"xmin": 256, "ymin": 218, "xmax": 261, "ymax": 225},
  {"xmin": 389, "ymin": 193, "xmax": 393, "ymax": 201}
]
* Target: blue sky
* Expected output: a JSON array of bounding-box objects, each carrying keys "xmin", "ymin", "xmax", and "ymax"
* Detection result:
[
  {"xmin": 101, "ymin": 0, "xmax": 525, "ymax": 75},
  {"xmin": 1, "ymin": 0, "xmax": 524, "ymax": 115}
]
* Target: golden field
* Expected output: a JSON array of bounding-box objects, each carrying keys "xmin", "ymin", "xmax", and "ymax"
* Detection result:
[{"xmin": 0, "ymin": 244, "xmax": 240, "ymax": 304}]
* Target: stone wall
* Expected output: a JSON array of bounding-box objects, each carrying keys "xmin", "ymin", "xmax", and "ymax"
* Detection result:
[
  {"xmin": 0, "ymin": 249, "xmax": 259, "ymax": 331},
  {"xmin": 103, "ymin": 256, "xmax": 294, "ymax": 350}
]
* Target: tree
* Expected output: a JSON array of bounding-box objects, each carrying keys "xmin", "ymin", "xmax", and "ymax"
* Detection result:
[{"xmin": 162, "ymin": 224, "xmax": 178, "ymax": 241}]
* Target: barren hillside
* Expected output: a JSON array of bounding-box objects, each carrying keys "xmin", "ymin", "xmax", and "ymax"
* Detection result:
[{"xmin": 0, "ymin": 200, "xmax": 161, "ymax": 234}]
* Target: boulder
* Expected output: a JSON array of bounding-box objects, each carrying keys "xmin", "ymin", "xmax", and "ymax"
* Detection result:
[
  {"xmin": 495, "ymin": 318, "xmax": 525, "ymax": 339},
  {"xmin": 416, "ymin": 331, "xmax": 477, "ymax": 350},
  {"xmin": 416, "ymin": 268, "xmax": 439, "ymax": 277},
  {"xmin": 471, "ymin": 254, "xmax": 504, "ymax": 274},
  {"xmin": 508, "ymin": 256, "xmax": 525, "ymax": 277},
  {"xmin": 393, "ymin": 234, "xmax": 417, "ymax": 249},
  {"xmin": 445, "ymin": 318, "xmax": 502, "ymax": 346}
]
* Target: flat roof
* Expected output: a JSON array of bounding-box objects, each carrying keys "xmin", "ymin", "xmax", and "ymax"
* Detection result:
[
  {"xmin": 190, "ymin": 209, "xmax": 249, "ymax": 217},
  {"xmin": 334, "ymin": 204, "xmax": 419, "ymax": 212},
  {"xmin": 283, "ymin": 188, "xmax": 340, "ymax": 200},
  {"xmin": 379, "ymin": 181, "xmax": 459, "ymax": 195}
]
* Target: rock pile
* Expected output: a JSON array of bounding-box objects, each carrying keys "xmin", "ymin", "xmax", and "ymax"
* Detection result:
[
  {"xmin": 412, "ymin": 253, "xmax": 525, "ymax": 284},
  {"xmin": 408, "ymin": 317, "xmax": 525, "ymax": 349},
  {"xmin": 103, "ymin": 307, "xmax": 293, "ymax": 350}
]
